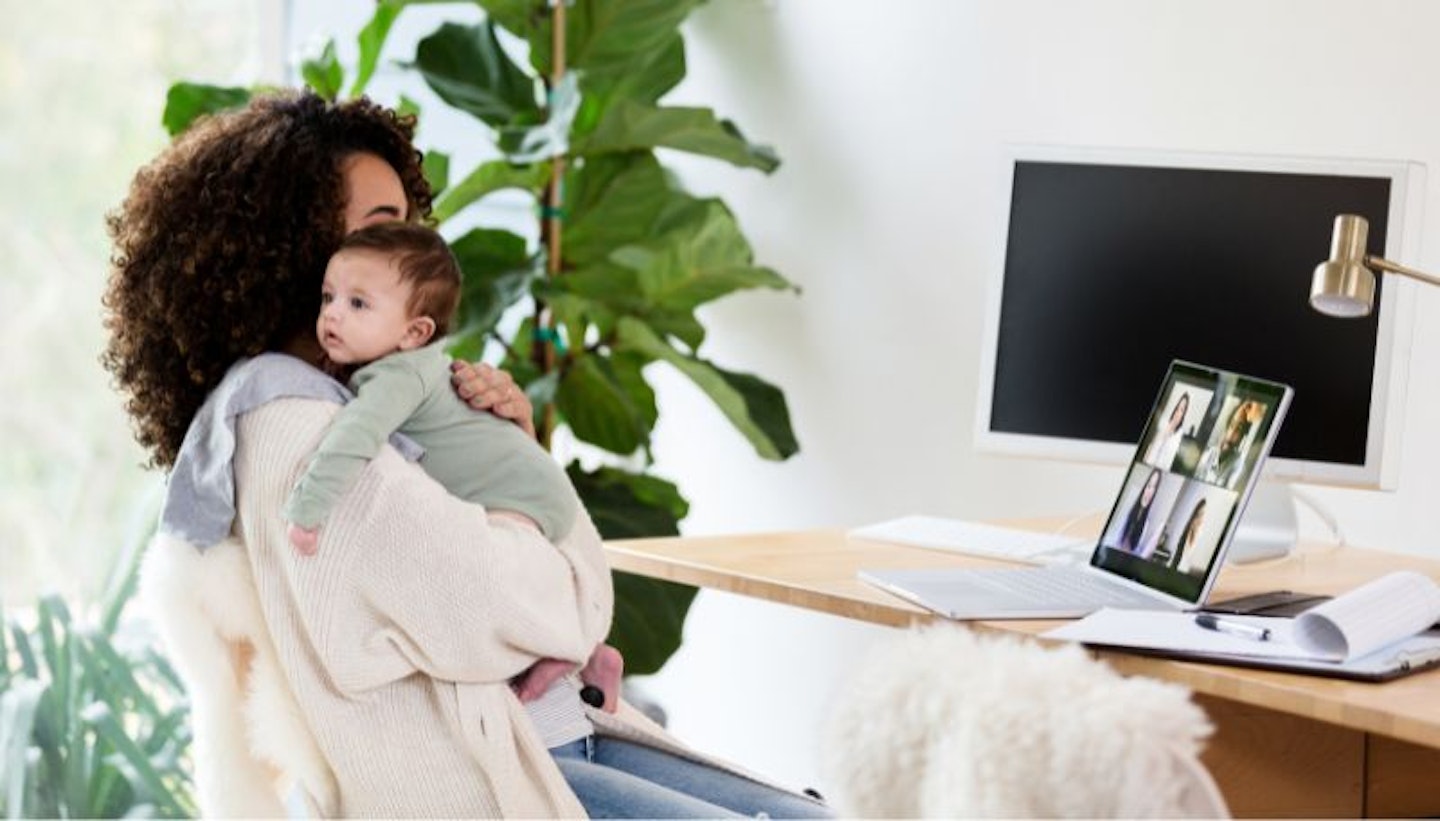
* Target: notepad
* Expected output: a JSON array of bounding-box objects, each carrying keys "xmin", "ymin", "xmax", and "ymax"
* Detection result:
[{"xmin": 1044, "ymin": 571, "xmax": 1440, "ymax": 681}]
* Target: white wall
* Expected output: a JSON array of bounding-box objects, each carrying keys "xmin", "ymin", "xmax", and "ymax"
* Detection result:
[
  {"xmin": 637, "ymin": 0, "xmax": 1440, "ymax": 794},
  {"xmin": 293, "ymin": 0, "xmax": 1440, "ymax": 796}
]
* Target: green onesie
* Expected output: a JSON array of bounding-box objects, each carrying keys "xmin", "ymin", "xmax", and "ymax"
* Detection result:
[{"xmin": 283, "ymin": 343, "xmax": 576, "ymax": 540}]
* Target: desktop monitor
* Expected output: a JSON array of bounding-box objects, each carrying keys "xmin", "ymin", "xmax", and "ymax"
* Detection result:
[{"xmin": 974, "ymin": 146, "xmax": 1425, "ymax": 555}]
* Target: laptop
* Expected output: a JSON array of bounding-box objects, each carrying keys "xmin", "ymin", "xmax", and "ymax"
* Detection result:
[{"xmin": 860, "ymin": 360, "xmax": 1293, "ymax": 619}]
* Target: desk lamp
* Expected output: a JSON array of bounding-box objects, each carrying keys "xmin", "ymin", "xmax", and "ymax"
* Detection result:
[{"xmin": 1311, "ymin": 213, "xmax": 1440, "ymax": 317}]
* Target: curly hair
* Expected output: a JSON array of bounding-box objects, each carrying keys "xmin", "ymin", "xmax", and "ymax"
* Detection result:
[{"xmin": 103, "ymin": 90, "xmax": 433, "ymax": 468}]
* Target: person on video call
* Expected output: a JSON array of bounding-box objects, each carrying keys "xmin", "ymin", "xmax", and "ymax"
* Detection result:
[
  {"xmin": 1168, "ymin": 497, "xmax": 1208, "ymax": 572},
  {"xmin": 1117, "ymin": 467, "xmax": 1162, "ymax": 556},
  {"xmin": 1143, "ymin": 391, "xmax": 1190, "ymax": 471},
  {"xmin": 1197, "ymin": 399, "xmax": 1263, "ymax": 489},
  {"xmin": 1153, "ymin": 496, "xmax": 1207, "ymax": 571}
]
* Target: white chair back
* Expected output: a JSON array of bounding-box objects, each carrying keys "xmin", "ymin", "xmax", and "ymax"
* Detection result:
[{"xmin": 822, "ymin": 624, "xmax": 1229, "ymax": 818}]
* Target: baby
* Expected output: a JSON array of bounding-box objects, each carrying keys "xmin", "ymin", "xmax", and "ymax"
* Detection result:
[
  {"xmin": 285, "ymin": 220, "xmax": 619, "ymax": 710},
  {"xmin": 283, "ymin": 221, "xmax": 576, "ymax": 552}
]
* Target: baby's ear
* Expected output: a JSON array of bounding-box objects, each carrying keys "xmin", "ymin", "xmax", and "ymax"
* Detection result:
[{"xmin": 401, "ymin": 316, "xmax": 437, "ymax": 350}]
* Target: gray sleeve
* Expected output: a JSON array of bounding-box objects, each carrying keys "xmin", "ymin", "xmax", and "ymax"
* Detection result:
[{"xmin": 160, "ymin": 353, "xmax": 425, "ymax": 548}]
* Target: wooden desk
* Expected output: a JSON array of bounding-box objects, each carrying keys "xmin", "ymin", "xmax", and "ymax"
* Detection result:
[{"xmin": 606, "ymin": 527, "xmax": 1440, "ymax": 818}]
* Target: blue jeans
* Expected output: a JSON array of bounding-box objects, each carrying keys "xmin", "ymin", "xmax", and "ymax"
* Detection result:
[{"xmin": 551, "ymin": 736, "xmax": 833, "ymax": 819}]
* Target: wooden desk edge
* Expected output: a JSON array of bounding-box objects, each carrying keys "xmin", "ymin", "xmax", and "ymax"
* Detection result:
[{"xmin": 604, "ymin": 533, "xmax": 1440, "ymax": 751}]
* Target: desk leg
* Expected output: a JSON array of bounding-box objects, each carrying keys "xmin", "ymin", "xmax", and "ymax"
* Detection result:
[
  {"xmin": 1196, "ymin": 694, "xmax": 1363, "ymax": 817},
  {"xmin": 1366, "ymin": 735, "xmax": 1440, "ymax": 817}
]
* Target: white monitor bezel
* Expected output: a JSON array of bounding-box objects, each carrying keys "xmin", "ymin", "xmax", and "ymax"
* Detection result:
[{"xmin": 973, "ymin": 144, "xmax": 1425, "ymax": 490}]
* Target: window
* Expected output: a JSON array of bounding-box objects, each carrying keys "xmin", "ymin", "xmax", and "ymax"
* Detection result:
[{"xmin": 1, "ymin": 0, "xmax": 279, "ymax": 604}]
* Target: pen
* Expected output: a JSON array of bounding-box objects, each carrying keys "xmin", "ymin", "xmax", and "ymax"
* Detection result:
[{"xmin": 1194, "ymin": 613, "xmax": 1272, "ymax": 642}]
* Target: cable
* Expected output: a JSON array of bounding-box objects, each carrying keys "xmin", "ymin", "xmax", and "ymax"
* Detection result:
[{"xmin": 1290, "ymin": 487, "xmax": 1347, "ymax": 551}]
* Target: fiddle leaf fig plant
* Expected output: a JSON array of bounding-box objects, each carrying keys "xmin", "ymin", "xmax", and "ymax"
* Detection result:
[{"xmin": 163, "ymin": 0, "xmax": 797, "ymax": 676}]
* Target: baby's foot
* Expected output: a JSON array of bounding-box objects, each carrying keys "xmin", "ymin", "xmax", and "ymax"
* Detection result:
[{"xmin": 579, "ymin": 644, "xmax": 624, "ymax": 713}]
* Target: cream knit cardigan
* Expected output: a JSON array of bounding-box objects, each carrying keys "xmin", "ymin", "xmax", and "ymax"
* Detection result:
[{"xmin": 142, "ymin": 398, "xmax": 722, "ymax": 818}]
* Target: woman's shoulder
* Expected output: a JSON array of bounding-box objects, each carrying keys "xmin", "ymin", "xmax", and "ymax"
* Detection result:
[
  {"xmin": 160, "ymin": 355, "xmax": 350, "ymax": 548},
  {"xmin": 231, "ymin": 352, "xmax": 353, "ymax": 405}
]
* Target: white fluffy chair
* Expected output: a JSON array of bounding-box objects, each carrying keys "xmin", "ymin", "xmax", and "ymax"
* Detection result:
[
  {"xmin": 140, "ymin": 534, "xmax": 337, "ymax": 818},
  {"xmin": 821, "ymin": 624, "xmax": 1229, "ymax": 818}
]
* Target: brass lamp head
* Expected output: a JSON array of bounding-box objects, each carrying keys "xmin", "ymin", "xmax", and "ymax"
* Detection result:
[{"xmin": 1310, "ymin": 214, "xmax": 1376, "ymax": 318}]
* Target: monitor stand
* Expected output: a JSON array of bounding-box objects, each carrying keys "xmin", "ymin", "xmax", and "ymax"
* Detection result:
[{"xmin": 1226, "ymin": 479, "xmax": 1298, "ymax": 564}]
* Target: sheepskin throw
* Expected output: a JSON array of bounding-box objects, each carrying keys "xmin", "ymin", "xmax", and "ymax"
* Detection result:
[{"xmin": 821, "ymin": 624, "xmax": 1229, "ymax": 818}]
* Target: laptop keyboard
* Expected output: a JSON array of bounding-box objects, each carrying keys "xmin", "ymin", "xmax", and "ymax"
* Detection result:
[
  {"xmin": 848, "ymin": 516, "xmax": 1093, "ymax": 565},
  {"xmin": 964, "ymin": 566, "xmax": 1165, "ymax": 608}
]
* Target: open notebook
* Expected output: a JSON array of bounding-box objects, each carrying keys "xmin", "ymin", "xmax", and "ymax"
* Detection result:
[
  {"xmin": 1045, "ymin": 571, "xmax": 1440, "ymax": 681},
  {"xmin": 860, "ymin": 360, "xmax": 1293, "ymax": 619}
]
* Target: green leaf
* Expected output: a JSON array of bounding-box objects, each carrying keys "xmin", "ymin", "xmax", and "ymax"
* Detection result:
[
  {"xmin": 609, "ymin": 572, "xmax": 697, "ymax": 676},
  {"xmin": 609, "ymin": 350, "xmax": 660, "ymax": 436},
  {"xmin": 423, "ymin": 150, "xmax": 451, "ymax": 198},
  {"xmin": 36, "ymin": 598, "xmax": 69, "ymax": 721},
  {"xmin": 412, "ymin": 21, "xmax": 539, "ymax": 128},
  {"xmin": 79, "ymin": 630, "xmax": 161, "ymax": 725},
  {"xmin": 574, "ymin": 100, "xmax": 780, "ymax": 172},
  {"xmin": 549, "ymin": 200, "xmax": 794, "ymax": 349},
  {"xmin": 82, "ymin": 704, "xmax": 189, "ymax": 818},
  {"xmin": 396, "ymin": 93, "xmax": 422, "ymax": 121},
  {"xmin": 563, "ymin": 153, "xmax": 679, "ymax": 266},
  {"xmin": 161, "ymin": 83, "xmax": 251, "ymax": 136},
  {"xmin": 100, "ymin": 508, "xmax": 158, "ymax": 636},
  {"xmin": 140, "ymin": 648, "xmax": 185, "ymax": 698},
  {"xmin": 616, "ymin": 318, "xmax": 799, "ymax": 460},
  {"xmin": 0, "ymin": 602, "xmax": 10, "ymax": 685},
  {"xmin": 300, "ymin": 39, "xmax": 345, "ymax": 101},
  {"xmin": 540, "ymin": 259, "xmax": 641, "ymax": 309},
  {"xmin": 579, "ymin": 31, "xmax": 686, "ymax": 114},
  {"xmin": 10, "ymin": 621, "xmax": 38, "ymax": 678},
  {"xmin": 476, "ymin": 0, "xmax": 539, "ymax": 39},
  {"xmin": 450, "ymin": 228, "xmax": 536, "ymax": 337},
  {"xmin": 2, "ymin": 678, "xmax": 46, "ymax": 818},
  {"xmin": 566, "ymin": 462, "xmax": 687, "ymax": 538},
  {"xmin": 350, "ymin": 0, "xmax": 407, "ymax": 98},
  {"xmin": 530, "ymin": 0, "xmax": 701, "ymax": 78},
  {"xmin": 433, "ymin": 160, "xmax": 548, "ymax": 223},
  {"xmin": 566, "ymin": 462, "xmax": 693, "ymax": 675},
  {"xmin": 615, "ymin": 200, "xmax": 794, "ymax": 316},
  {"xmin": 496, "ymin": 316, "xmax": 537, "ymax": 372},
  {"xmin": 554, "ymin": 354, "xmax": 654, "ymax": 456}
]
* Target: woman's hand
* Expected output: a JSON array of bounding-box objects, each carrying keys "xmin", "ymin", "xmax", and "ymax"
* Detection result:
[{"xmin": 450, "ymin": 361, "xmax": 536, "ymax": 438}]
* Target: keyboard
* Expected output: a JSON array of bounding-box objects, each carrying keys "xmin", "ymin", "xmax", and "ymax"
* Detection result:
[
  {"xmin": 956, "ymin": 566, "xmax": 1164, "ymax": 609},
  {"xmin": 847, "ymin": 515, "xmax": 1093, "ymax": 565}
]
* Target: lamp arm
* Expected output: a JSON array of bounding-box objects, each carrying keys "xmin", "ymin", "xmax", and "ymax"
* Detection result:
[{"xmin": 1364, "ymin": 255, "xmax": 1440, "ymax": 289}]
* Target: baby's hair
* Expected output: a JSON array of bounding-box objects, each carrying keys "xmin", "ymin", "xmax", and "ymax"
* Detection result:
[{"xmin": 337, "ymin": 222, "xmax": 461, "ymax": 336}]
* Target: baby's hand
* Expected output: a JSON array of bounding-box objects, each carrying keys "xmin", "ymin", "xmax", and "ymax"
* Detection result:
[{"xmin": 288, "ymin": 523, "xmax": 320, "ymax": 556}]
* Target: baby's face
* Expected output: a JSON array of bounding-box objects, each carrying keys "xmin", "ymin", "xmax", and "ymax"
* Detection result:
[{"xmin": 317, "ymin": 249, "xmax": 417, "ymax": 365}]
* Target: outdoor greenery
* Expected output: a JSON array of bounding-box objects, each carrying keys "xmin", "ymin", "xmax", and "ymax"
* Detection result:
[
  {"xmin": 168, "ymin": 0, "xmax": 799, "ymax": 674},
  {"xmin": 1, "ymin": 527, "xmax": 196, "ymax": 819},
  {"xmin": 1, "ymin": 2, "xmax": 264, "ymax": 816}
]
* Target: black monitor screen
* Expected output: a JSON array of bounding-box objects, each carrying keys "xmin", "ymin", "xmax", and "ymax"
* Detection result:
[{"xmin": 990, "ymin": 159, "xmax": 1391, "ymax": 468}]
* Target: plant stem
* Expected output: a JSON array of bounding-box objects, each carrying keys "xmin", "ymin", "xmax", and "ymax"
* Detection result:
[{"xmin": 535, "ymin": 0, "xmax": 568, "ymax": 450}]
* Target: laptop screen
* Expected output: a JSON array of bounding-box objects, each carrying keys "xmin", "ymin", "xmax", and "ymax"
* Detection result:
[{"xmin": 1090, "ymin": 360, "xmax": 1293, "ymax": 604}]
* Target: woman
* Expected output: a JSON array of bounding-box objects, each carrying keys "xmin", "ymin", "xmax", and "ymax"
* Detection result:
[
  {"xmin": 1117, "ymin": 467, "xmax": 1161, "ymax": 556},
  {"xmin": 105, "ymin": 90, "xmax": 828, "ymax": 818},
  {"xmin": 1169, "ymin": 498, "xmax": 1207, "ymax": 571},
  {"xmin": 1143, "ymin": 391, "xmax": 1189, "ymax": 471}
]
